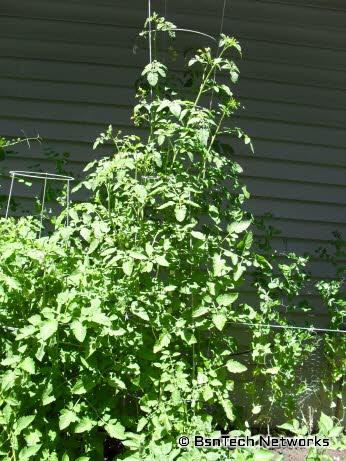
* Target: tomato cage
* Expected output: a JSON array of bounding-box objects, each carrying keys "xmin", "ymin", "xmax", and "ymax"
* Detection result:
[
  {"xmin": 5, "ymin": 170, "xmax": 74, "ymax": 237},
  {"xmin": 145, "ymin": 0, "xmax": 220, "ymax": 63}
]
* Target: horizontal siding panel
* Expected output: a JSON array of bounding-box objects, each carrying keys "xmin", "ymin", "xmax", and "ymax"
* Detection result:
[
  {"xmin": 2, "ymin": 188, "xmax": 344, "ymax": 243},
  {"xmin": 0, "ymin": 77, "xmax": 136, "ymax": 106},
  {"xmin": 238, "ymin": 79, "xmax": 346, "ymax": 109},
  {"xmin": 238, "ymin": 157, "xmax": 346, "ymax": 187},
  {"xmin": 2, "ymin": 151, "xmax": 345, "ymax": 207},
  {"xmin": 235, "ymin": 139, "xmax": 346, "ymax": 167},
  {"xmin": 263, "ymin": 217, "xmax": 346, "ymax": 242},
  {"xmin": 1, "ymin": 13, "xmax": 346, "ymax": 58},
  {"xmin": 1, "ymin": 32, "xmax": 346, "ymax": 90},
  {"xmin": 0, "ymin": 0, "xmax": 345, "ymax": 283},
  {"xmin": 3, "ymin": 0, "xmax": 343, "ymax": 31},
  {"xmin": 242, "ymin": 99, "xmax": 346, "ymax": 129},
  {"xmin": 2, "ymin": 116, "xmax": 345, "ymax": 189},
  {"xmin": 0, "ymin": 117, "xmax": 105, "ymax": 143},
  {"xmin": 1, "ymin": 99, "xmax": 345, "ymax": 151},
  {"xmin": 245, "ymin": 197, "xmax": 345, "ymax": 225},
  {"xmin": 234, "ymin": 118, "xmax": 346, "ymax": 149},
  {"xmin": 1, "ymin": 180, "xmax": 344, "ymax": 263},
  {"xmin": 2, "ymin": 126, "xmax": 345, "ymax": 170},
  {"xmin": 3, "ymin": 96, "xmax": 346, "ymax": 141},
  {"xmin": 0, "ymin": 175, "xmax": 340, "ymax": 229},
  {"xmin": 2, "ymin": 85, "xmax": 345, "ymax": 130},
  {"xmin": 245, "ymin": 177, "xmax": 346, "ymax": 205},
  {"xmin": 1, "ymin": 54, "xmax": 346, "ymax": 110},
  {"xmin": 0, "ymin": 126, "xmax": 346, "ymax": 199},
  {"xmin": 2, "ymin": 154, "xmax": 345, "ymax": 207}
]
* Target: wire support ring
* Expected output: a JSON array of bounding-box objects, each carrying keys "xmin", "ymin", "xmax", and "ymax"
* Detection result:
[
  {"xmin": 232, "ymin": 321, "xmax": 346, "ymax": 335},
  {"xmin": 9, "ymin": 170, "xmax": 74, "ymax": 181}
]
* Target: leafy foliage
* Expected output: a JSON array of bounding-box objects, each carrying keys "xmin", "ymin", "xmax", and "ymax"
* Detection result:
[
  {"xmin": 316, "ymin": 280, "xmax": 346, "ymax": 421},
  {"xmin": 0, "ymin": 15, "xmax": 344, "ymax": 461}
]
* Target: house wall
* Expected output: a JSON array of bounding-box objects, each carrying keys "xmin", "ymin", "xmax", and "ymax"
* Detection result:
[{"xmin": 0, "ymin": 1, "xmax": 345, "ymax": 305}]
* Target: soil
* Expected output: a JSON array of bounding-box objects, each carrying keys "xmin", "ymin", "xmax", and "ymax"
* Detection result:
[{"xmin": 272, "ymin": 448, "xmax": 346, "ymax": 461}]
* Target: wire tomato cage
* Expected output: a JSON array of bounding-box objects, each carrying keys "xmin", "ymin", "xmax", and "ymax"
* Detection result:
[
  {"xmin": 2, "ymin": 2, "xmax": 344, "ymax": 338},
  {"xmin": 5, "ymin": 170, "xmax": 74, "ymax": 237},
  {"xmin": 144, "ymin": 1, "xmax": 346, "ymax": 337},
  {"xmin": 146, "ymin": 0, "xmax": 223, "ymax": 65}
]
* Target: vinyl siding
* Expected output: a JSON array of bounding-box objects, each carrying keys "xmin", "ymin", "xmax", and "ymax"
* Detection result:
[{"xmin": 0, "ymin": 0, "xmax": 345, "ymax": 281}]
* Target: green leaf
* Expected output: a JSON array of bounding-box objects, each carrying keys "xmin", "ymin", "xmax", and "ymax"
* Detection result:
[
  {"xmin": 75, "ymin": 458, "xmax": 89, "ymax": 461},
  {"xmin": 129, "ymin": 251, "xmax": 147, "ymax": 260},
  {"xmin": 71, "ymin": 379, "xmax": 87, "ymax": 395},
  {"xmin": 137, "ymin": 417, "xmax": 148, "ymax": 432},
  {"xmin": 202, "ymin": 386, "xmax": 214, "ymax": 401},
  {"xmin": 80, "ymin": 227, "xmax": 91, "ymax": 242},
  {"xmin": 133, "ymin": 184, "xmax": 147, "ymax": 204},
  {"xmin": 91, "ymin": 311, "xmax": 111, "ymax": 327},
  {"xmin": 164, "ymin": 285, "xmax": 177, "ymax": 292},
  {"xmin": 216, "ymin": 293, "xmax": 238, "ymax": 306},
  {"xmin": 197, "ymin": 372, "xmax": 208, "ymax": 385},
  {"xmin": 110, "ymin": 328, "xmax": 126, "ymax": 336},
  {"xmin": 329, "ymin": 426, "xmax": 343, "ymax": 437},
  {"xmin": 169, "ymin": 101, "xmax": 181, "ymax": 118},
  {"xmin": 175, "ymin": 204, "xmax": 186, "ymax": 222},
  {"xmin": 19, "ymin": 357, "xmax": 35, "ymax": 375},
  {"xmin": 213, "ymin": 254, "xmax": 226, "ymax": 277},
  {"xmin": 24, "ymin": 430, "xmax": 42, "ymax": 446},
  {"xmin": 191, "ymin": 231, "xmax": 205, "ymax": 240},
  {"xmin": 230, "ymin": 71, "xmax": 238, "ymax": 84},
  {"xmin": 242, "ymin": 231, "xmax": 253, "ymax": 251},
  {"xmin": 255, "ymin": 254, "xmax": 272, "ymax": 270},
  {"xmin": 145, "ymin": 242, "xmax": 154, "ymax": 256},
  {"xmin": 157, "ymin": 134, "xmax": 165, "ymax": 146},
  {"xmin": 42, "ymin": 384, "xmax": 55, "ymax": 406},
  {"xmin": 4, "ymin": 275, "xmax": 20, "ymax": 290},
  {"xmin": 156, "ymin": 255, "xmax": 169, "ymax": 267},
  {"xmin": 318, "ymin": 412, "xmax": 334, "ymax": 435},
  {"xmin": 157, "ymin": 201, "xmax": 175, "ymax": 210},
  {"xmin": 59, "ymin": 409, "xmax": 78, "ymax": 430},
  {"xmin": 16, "ymin": 325, "xmax": 36, "ymax": 340},
  {"xmin": 226, "ymin": 359, "xmax": 247, "ymax": 373},
  {"xmin": 227, "ymin": 220, "xmax": 251, "ymax": 235},
  {"xmin": 71, "ymin": 320, "xmax": 87, "ymax": 343},
  {"xmin": 1, "ymin": 355, "xmax": 20, "ymax": 366},
  {"xmin": 157, "ymin": 100, "xmax": 170, "ymax": 112},
  {"xmin": 39, "ymin": 319, "xmax": 58, "ymax": 341},
  {"xmin": 1, "ymin": 371, "xmax": 16, "ymax": 391},
  {"xmin": 153, "ymin": 333, "xmax": 171, "ymax": 353},
  {"xmin": 252, "ymin": 405, "xmax": 262, "ymax": 415},
  {"xmin": 105, "ymin": 421, "xmax": 126, "ymax": 440},
  {"xmin": 131, "ymin": 307, "xmax": 149, "ymax": 321},
  {"xmin": 181, "ymin": 330, "xmax": 197, "ymax": 345},
  {"xmin": 212, "ymin": 314, "xmax": 227, "ymax": 331},
  {"xmin": 265, "ymin": 367, "xmax": 279, "ymax": 375},
  {"xmin": 14, "ymin": 415, "xmax": 36, "ymax": 434},
  {"xmin": 147, "ymin": 71, "xmax": 158, "ymax": 86},
  {"xmin": 74, "ymin": 417, "xmax": 94, "ymax": 433},
  {"xmin": 18, "ymin": 445, "xmax": 41, "ymax": 460},
  {"xmin": 234, "ymin": 264, "xmax": 245, "ymax": 281},
  {"xmin": 221, "ymin": 399, "xmax": 235, "ymax": 421},
  {"xmin": 88, "ymin": 238, "xmax": 99, "ymax": 254},
  {"xmin": 278, "ymin": 423, "xmax": 294, "ymax": 433},
  {"xmin": 192, "ymin": 306, "xmax": 209, "ymax": 318},
  {"xmin": 197, "ymin": 128, "xmax": 209, "ymax": 146},
  {"xmin": 123, "ymin": 259, "xmax": 134, "ymax": 276}
]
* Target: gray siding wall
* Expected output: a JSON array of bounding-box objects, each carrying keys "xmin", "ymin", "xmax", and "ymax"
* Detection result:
[{"xmin": 0, "ymin": 0, "xmax": 345, "ymax": 293}]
